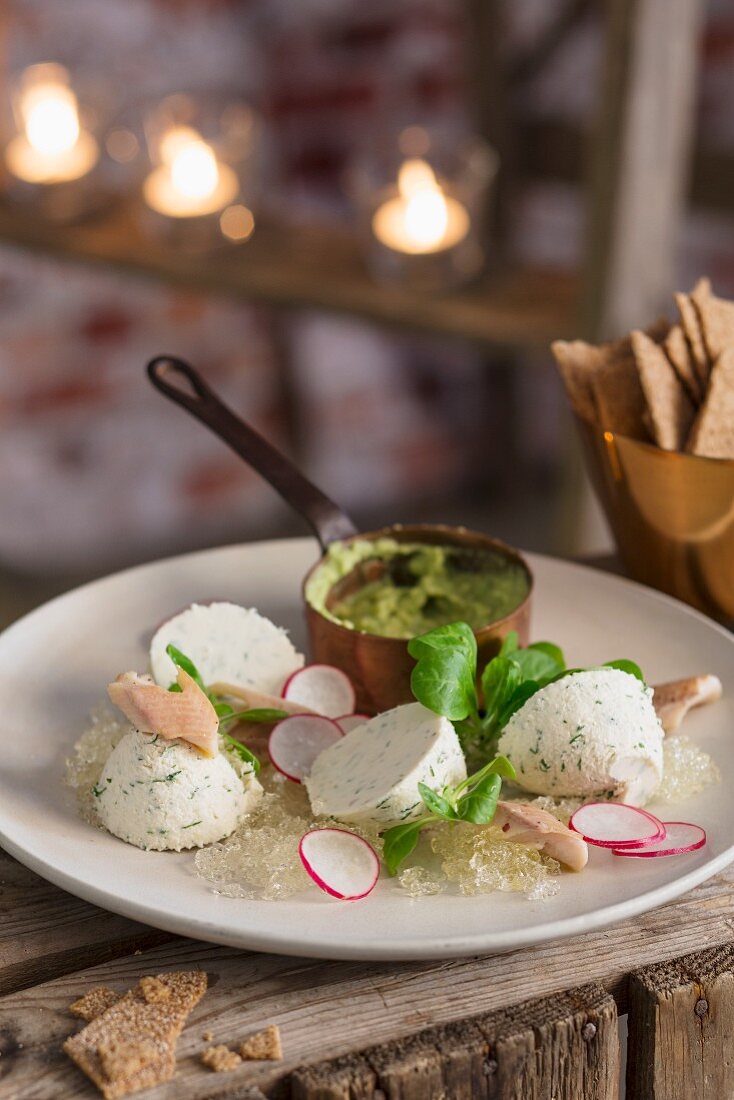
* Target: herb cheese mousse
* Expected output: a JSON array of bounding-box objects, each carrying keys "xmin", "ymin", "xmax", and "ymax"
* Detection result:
[
  {"xmin": 498, "ymin": 668, "xmax": 665, "ymax": 805},
  {"xmin": 305, "ymin": 701, "xmax": 467, "ymax": 826},
  {"xmin": 305, "ymin": 537, "xmax": 530, "ymax": 640},
  {"xmin": 96, "ymin": 729, "xmax": 262, "ymax": 851}
]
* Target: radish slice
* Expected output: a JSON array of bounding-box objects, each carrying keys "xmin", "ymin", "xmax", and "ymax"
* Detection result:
[
  {"xmin": 335, "ymin": 713, "xmax": 370, "ymax": 734},
  {"xmin": 613, "ymin": 822, "xmax": 706, "ymax": 858},
  {"xmin": 282, "ymin": 664, "xmax": 356, "ymax": 719},
  {"xmin": 299, "ymin": 828, "xmax": 380, "ymax": 900},
  {"xmin": 569, "ymin": 802, "xmax": 666, "ymax": 849},
  {"xmin": 268, "ymin": 715, "xmax": 342, "ymax": 783}
]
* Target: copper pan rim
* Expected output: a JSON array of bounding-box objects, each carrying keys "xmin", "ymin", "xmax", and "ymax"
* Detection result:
[{"xmin": 301, "ymin": 522, "xmax": 534, "ymax": 645}]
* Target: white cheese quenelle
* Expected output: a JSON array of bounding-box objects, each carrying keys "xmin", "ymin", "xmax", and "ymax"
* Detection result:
[
  {"xmin": 498, "ymin": 668, "xmax": 664, "ymax": 805},
  {"xmin": 149, "ymin": 602, "xmax": 304, "ymax": 696},
  {"xmin": 305, "ymin": 702, "xmax": 467, "ymax": 827},
  {"xmin": 96, "ymin": 729, "xmax": 263, "ymax": 851}
]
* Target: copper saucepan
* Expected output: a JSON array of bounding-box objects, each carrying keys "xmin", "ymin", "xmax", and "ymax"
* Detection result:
[{"xmin": 147, "ymin": 356, "xmax": 533, "ymax": 713}]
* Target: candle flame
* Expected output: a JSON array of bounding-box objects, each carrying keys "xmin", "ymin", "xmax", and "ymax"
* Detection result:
[
  {"xmin": 161, "ymin": 126, "xmax": 220, "ymax": 201},
  {"xmin": 20, "ymin": 69, "xmax": 80, "ymax": 158},
  {"xmin": 397, "ymin": 158, "xmax": 448, "ymax": 251}
]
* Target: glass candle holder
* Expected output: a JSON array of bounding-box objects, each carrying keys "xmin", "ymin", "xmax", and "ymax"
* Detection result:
[
  {"xmin": 353, "ymin": 125, "xmax": 498, "ymax": 292},
  {"xmin": 139, "ymin": 93, "xmax": 262, "ymax": 252},
  {"xmin": 3, "ymin": 62, "xmax": 111, "ymax": 223}
]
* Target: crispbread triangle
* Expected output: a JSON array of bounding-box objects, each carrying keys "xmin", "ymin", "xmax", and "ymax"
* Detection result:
[
  {"xmin": 550, "ymin": 340, "xmax": 599, "ymax": 423},
  {"xmin": 589, "ymin": 341, "xmax": 649, "ymax": 439},
  {"xmin": 691, "ymin": 277, "xmax": 734, "ymax": 365},
  {"xmin": 676, "ymin": 284, "xmax": 710, "ymax": 387},
  {"xmin": 663, "ymin": 323, "xmax": 702, "ymax": 404},
  {"xmin": 686, "ymin": 347, "xmax": 734, "ymax": 459},
  {"xmin": 64, "ymin": 971, "xmax": 207, "ymax": 1099},
  {"xmin": 631, "ymin": 330, "xmax": 695, "ymax": 450}
]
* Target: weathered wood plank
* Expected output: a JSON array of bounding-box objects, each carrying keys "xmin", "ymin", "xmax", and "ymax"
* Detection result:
[
  {"xmin": 3, "ymin": 868, "xmax": 734, "ymax": 1099},
  {"xmin": 0, "ymin": 850, "xmax": 173, "ymax": 997},
  {"xmin": 292, "ymin": 984, "xmax": 618, "ymax": 1100},
  {"xmin": 626, "ymin": 941, "xmax": 734, "ymax": 1100}
]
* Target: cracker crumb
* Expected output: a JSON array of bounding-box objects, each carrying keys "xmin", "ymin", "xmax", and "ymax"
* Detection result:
[
  {"xmin": 202, "ymin": 1030, "xmax": 214, "ymax": 1042},
  {"xmin": 64, "ymin": 970, "xmax": 207, "ymax": 1099},
  {"xmin": 69, "ymin": 988, "xmax": 122, "ymax": 1022},
  {"xmin": 239, "ymin": 1024, "xmax": 282, "ymax": 1061},
  {"xmin": 139, "ymin": 976, "xmax": 170, "ymax": 1004},
  {"xmin": 201, "ymin": 1045, "xmax": 242, "ymax": 1073}
]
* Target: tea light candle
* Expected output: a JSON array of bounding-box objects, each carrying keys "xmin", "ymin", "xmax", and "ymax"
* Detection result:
[
  {"xmin": 371, "ymin": 158, "xmax": 470, "ymax": 255},
  {"xmin": 5, "ymin": 63, "xmax": 99, "ymax": 184},
  {"xmin": 143, "ymin": 125, "xmax": 238, "ymax": 218}
]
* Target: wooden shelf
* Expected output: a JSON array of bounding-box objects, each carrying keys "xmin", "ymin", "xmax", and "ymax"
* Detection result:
[{"xmin": 0, "ymin": 197, "xmax": 578, "ymax": 349}]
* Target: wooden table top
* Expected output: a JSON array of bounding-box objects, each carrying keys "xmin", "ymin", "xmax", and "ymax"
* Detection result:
[{"xmin": 2, "ymin": 840, "xmax": 734, "ymax": 1099}]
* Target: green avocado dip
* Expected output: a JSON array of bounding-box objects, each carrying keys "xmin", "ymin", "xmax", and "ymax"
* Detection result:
[{"xmin": 305, "ymin": 537, "xmax": 529, "ymax": 639}]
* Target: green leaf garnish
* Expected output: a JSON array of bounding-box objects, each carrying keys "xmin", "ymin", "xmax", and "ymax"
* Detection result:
[
  {"xmin": 417, "ymin": 782, "xmax": 457, "ymax": 820},
  {"xmin": 408, "ymin": 620, "xmax": 643, "ymax": 766},
  {"xmin": 163, "ymin": 645, "xmax": 264, "ymax": 772},
  {"xmin": 508, "ymin": 641, "xmax": 565, "ymax": 685},
  {"xmin": 408, "ymin": 622, "xmax": 478, "ymax": 722},
  {"xmin": 499, "ymin": 631, "xmax": 520, "ymax": 657},
  {"xmin": 382, "ymin": 818, "xmax": 430, "ymax": 877},
  {"xmin": 381, "ymin": 755, "xmax": 516, "ymax": 874},
  {"xmin": 220, "ymin": 731, "xmax": 261, "ymax": 774},
  {"xmin": 220, "ymin": 708, "xmax": 289, "ymax": 725},
  {"xmin": 166, "ymin": 643, "xmax": 206, "ymax": 692},
  {"xmin": 603, "ymin": 658, "xmax": 644, "ymax": 682},
  {"xmin": 497, "ymin": 679, "xmax": 542, "ymax": 729},
  {"xmin": 457, "ymin": 771, "xmax": 502, "ymax": 823}
]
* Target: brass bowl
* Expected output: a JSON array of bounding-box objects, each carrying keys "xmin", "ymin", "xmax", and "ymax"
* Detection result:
[
  {"xmin": 577, "ymin": 417, "xmax": 734, "ymax": 623},
  {"xmin": 302, "ymin": 524, "xmax": 533, "ymax": 715}
]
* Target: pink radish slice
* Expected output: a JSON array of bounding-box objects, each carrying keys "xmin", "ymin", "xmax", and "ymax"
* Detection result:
[
  {"xmin": 569, "ymin": 802, "xmax": 666, "ymax": 849},
  {"xmin": 613, "ymin": 822, "xmax": 706, "ymax": 858},
  {"xmin": 299, "ymin": 828, "xmax": 380, "ymax": 900},
  {"xmin": 282, "ymin": 664, "xmax": 356, "ymax": 718},
  {"xmin": 268, "ymin": 715, "xmax": 342, "ymax": 783},
  {"xmin": 335, "ymin": 713, "xmax": 370, "ymax": 734}
]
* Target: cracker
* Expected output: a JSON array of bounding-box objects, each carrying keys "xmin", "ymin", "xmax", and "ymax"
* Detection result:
[
  {"xmin": 676, "ymin": 285, "xmax": 710, "ymax": 387},
  {"xmin": 239, "ymin": 1024, "xmax": 283, "ymax": 1061},
  {"xmin": 552, "ymin": 319, "xmax": 670, "ymax": 436},
  {"xmin": 589, "ymin": 342, "xmax": 649, "ymax": 440},
  {"xmin": 70, "ymin": 988, "xmax": 122, "ymax": 1023},
  {"xmin": 663, "ymin": 323, "xmax": 702, "ymax": 404},
  {"xmin": 686, "ymin": 347, "xmax": 734, "ymax": 459},
  {"xmin": 64, "ymin": 970, "xmax": 207, "ymax": 1099},
  {"xmin": 201, "ymin": 1044, "xmax": 242, "ymax": 1072},
  {"xmin": 631, "ymin": 330, "xmax": 695, "ymax": 450},
  {"xmin": 646, "ymin": 315, "xmax": 674, "ymax": 344},
  {"xmin": 97, "ymin": 1038, "xmax": 160, "ymax": 1081},
  {"xmin": 691, "ymin": 277, "xmax": 734, "ymax": 364},
  {"xmin": 550, "ymin": 340, "xmax": 598, "ymax": 423}
]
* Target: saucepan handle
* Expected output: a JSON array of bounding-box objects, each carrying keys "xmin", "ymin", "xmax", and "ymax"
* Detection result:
[{"xmin": 147, "ymin": 355, "xmax": 358, "ymax": 551}]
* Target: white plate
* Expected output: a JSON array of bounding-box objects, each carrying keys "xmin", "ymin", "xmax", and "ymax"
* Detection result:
[{"xmin": 0, "ymin": 538, "xmax": 732, "ymax": 961}]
